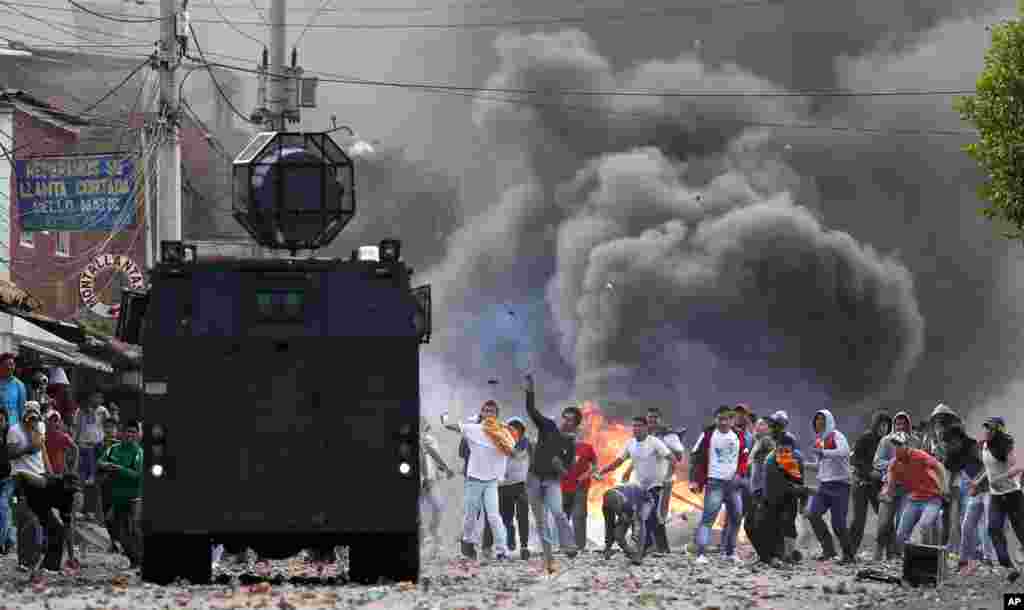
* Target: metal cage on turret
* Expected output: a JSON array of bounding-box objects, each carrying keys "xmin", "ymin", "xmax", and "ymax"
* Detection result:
[{"xmin": 232, "ymin": 131, "xmax": 355, "ymax": 254}]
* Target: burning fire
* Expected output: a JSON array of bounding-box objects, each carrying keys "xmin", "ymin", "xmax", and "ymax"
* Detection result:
[{"xmin": 578, "ymin": 401, "xmax": 732, "ymax": 531}]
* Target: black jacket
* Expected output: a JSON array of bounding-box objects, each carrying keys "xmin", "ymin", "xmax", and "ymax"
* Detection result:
[
  {"xmin": 851, "ymin": 411, "xmax": 890, "ymax": 483},
  {"xmin": 525, "ymin": 389, "xmax": 574, "ymax": 480},
  {"xmin": 942, "ymin": 429, "xmax": 982, "ymax": 479}
]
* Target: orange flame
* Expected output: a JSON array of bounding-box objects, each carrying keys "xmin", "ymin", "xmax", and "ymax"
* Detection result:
[{"xmin": 578, "ymin": 401, "xmax": 732, "ymax": 529}]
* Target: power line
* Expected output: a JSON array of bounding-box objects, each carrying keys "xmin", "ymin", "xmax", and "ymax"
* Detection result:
[
  {"xmin": 65, "ymin": 0, "xmax": 165, "ymax": 23},
  {"xmin": 186, "ymin": 23, "xmax": 255, "ymax": 125},
  {"xmin": 76, "ymin": 55, "xmax": 154, "ymax": 120},
  {"xmin": 193, "ymin": 57, "xmax": 975, "ymax": 99},
  {"xmin": 294, "ymin": 0, "xmax": 337, "ymax": 48},
  {"xmin": 0, "ymin": 1, "xmax": 155, "ymax": 50},
  {"xmin": 205, "ymin": 0, "xmax": 265, "ymax": 46},
  {"xmin": 3, "ymin": 0, "xmax": 789, "ymax": 28}
]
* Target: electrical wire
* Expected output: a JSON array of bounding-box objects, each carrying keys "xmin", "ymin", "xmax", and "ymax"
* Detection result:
[
  {"xmin": 205, "ymin": 0, "xmax": 265, "ymax": 46},
  {"xmin": 293, "ymin": 0, "xmax": 338, "ymax": 49},
  {"xmin": 174, "ymin": 55, "xmax": 979, "ymax": 137},
  {"xmin": 0, "ymin": 2, "xmax": 155, "ymax": 47},
  {"xmin": 0, "ymin": 66, "xmax": 147, "ymax": 160},
  {"xmin": 65, "ymin": 0, "xmax": 165, "ymax": 23},
  {"xmin": 75, "ymin": 55, "xmax": 154, "ymax": 120},
  {"xmin": 7, "ymin": 0, "xmax": 793, "ymax": 29},
  {"xmin": 186, "ymin": 23, "xmax": 255, "ymax": 125},
  {"xmin": 192, "ymin": 56, "xmax": 976, "ymax": 99}
]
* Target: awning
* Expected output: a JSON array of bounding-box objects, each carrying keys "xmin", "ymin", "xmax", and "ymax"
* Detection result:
[
  {"xmin": 0, "ymin": 313, "xmax": 115, "ymax": 373},
  {"xmin": 12, "ymin": 311, "xmax": 86, "ymax": 344},
  {"xmin": 18, "ymin": 340, "xmax": 115, "ymax": 374}
]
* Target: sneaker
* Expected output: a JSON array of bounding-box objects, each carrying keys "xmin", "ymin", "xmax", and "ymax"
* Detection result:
[
  {"xmin": 1009, "ymin": 569, "xmax": 1021, "ymax": 583},
  {"xmin": 520, "ymin": 549, "xmax": 530, "ymax": 561},
  {"xmin": 565, "ymin": 550, "xmax": 578, "ymax": 559},
  {"xmin": 726, "ymin": 554, "xmax": 743, "ymax": 565},
  {"xmin": 459, "ymin": 541, "xmax": 477, "ymax": 560},
  {"xmin": 493, "ymin": 553, "xmax": 509, "ymax": 561},
  {"xmin": 695, "ymin": 555, "xmax": 710, "ymax": 565}
]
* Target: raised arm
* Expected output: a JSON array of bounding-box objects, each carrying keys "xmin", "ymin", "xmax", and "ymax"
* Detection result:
[
  {"xmin": 423, "ymin": 437, "xmax": 452, "ymax": 474},
  {"xmin": 523, "ymin": 374, "xmax": 550, "ymax": 430}
]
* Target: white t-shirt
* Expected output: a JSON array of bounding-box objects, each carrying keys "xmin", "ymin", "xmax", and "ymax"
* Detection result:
[
  {"xmin": 657, "ymin": 432, "xmax": 685, "ymax": 481},
  {"xmin": 458, "ymin": 423, "xmax": 509, "ymax": 482},
  {"xmin": 621, "ymin": 436, "xmax": 671, "ymax": 490},
  {"xmin": 7, "ymin": 421, "xmax": 46, "ymax": 477},
  {"xmin": 708, "ymin": 429, "xmax": 741, "ymax": 481},
  {"xmin": 77, "ymin": 406, "xmax": 109, "ymax": 447},
  {"xmin": 983, "ymin": 444, "xmax": 1022, "ymax": 496}
]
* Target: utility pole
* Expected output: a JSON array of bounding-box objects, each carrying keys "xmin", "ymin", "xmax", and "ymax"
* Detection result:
[
  {"xmin": 156, "ymin": 0, "xmax": 182, "ymax": 262},
  {"xmin": 266, "ymin": 0, "xmax": 286, "ymax": 132}
]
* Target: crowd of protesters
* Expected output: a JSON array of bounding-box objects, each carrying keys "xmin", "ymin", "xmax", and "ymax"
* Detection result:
[
  {"xmin": 0, "ymin": 353, "xmax": 143, "ymax": 574},
  {"xmin": 423, "ymin": 375, "xmax": 1024, "ymax": 582}
]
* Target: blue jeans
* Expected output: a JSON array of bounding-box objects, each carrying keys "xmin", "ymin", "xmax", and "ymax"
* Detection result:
[
  {"xmin": 78, "ymin": 446, "xmax": 99, "ymax": 484},
  {"xmin": 462, "ymin": 478, "xmax": 507, "ymax": 555},
  {"xmin": 0, "ymin": 478, "xmax": 15, "ymax": 546},
  {"xmin": 696, "ymin": 478, "xmax": 743, "ymax": 556},
  {"xmin": 897, "ymin": 497, "xmax": 942, "ymax": 546},
  {"xmin": 526, "ymin": 474, "xmax": 575, "ymax": 553},
  {"xmin": 721, "ymin": 476, "xmax": 750, "ymax": 555},
  {"xmin": 961, "ymin": 493, "xmax": 995, "ymax": 561}
]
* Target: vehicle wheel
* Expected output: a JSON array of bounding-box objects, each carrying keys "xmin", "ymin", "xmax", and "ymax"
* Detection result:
[
  {"xmin": 348, "ymin": 534, "xmax": 418, "ymax": 584},
  {"xmin": 15, "ymin": 501, "xmax": 42, "ymax": 570},
  {"xmin": 142, "ymin": 534, "xmax": 211, "ymax": 585}
]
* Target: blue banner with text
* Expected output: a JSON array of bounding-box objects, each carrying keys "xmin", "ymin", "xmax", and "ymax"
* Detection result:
[{"xmin": 15, "ymin": 154, "xmax": 138, "ymax": 232}]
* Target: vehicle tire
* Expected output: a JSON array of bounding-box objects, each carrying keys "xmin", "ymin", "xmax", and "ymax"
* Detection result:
[
  {"xmin": 348, "ymin": 534, "xmax": 418, "ymax": 584},
  {"xmin": 15, "ymin": 501, "xmax": 42, "ymax": 570},
  {"xmin": 142, "ymin": 534, "xmax": 212, "ymax": 585}
]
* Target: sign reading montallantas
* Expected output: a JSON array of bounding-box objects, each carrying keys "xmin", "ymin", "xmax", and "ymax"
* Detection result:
[{"xmin": 15, "ymin": 154, "xmax": 137, "ymax": 232}]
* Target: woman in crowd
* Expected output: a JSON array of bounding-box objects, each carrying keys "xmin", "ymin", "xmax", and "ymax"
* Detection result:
[{"xmin": 969, "ymin": 416, "xmax": 1024, "ymax": 583}]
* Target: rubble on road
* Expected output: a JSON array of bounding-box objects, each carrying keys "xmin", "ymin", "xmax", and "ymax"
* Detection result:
[{"xmin": 0, "ymin": 542, "xmax": 1009, "ymax": 609}]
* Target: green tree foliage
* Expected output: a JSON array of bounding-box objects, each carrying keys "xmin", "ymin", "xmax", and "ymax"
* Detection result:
[{"xmin": 956, "ymin": 18, "xmax": 1024, "ymax": 239}]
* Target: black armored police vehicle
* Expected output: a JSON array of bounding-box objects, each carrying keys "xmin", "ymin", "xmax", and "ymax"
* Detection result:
[{"xmin": 115, "ymin": 131, "xmax": 431, "ymax": 586}]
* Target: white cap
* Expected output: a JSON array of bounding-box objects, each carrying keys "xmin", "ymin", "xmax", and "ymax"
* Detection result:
[{"xmin": 47, "ymin": 367, "xmax": 69, "ymax": 385}]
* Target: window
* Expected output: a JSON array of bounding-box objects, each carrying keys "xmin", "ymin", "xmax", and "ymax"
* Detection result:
[
  {"xmin": 56, "ymin": 232, "xmax": 70, "ymax": 257},
  {"xmin": 255, "ymin": 289, "xmax": 305, "ymax": 323},
  {"xmin": 19, "ymin": 231, "xmax": 33, "ymax": 248}
]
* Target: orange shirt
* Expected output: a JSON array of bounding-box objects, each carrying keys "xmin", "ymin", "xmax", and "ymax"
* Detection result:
[{"xmin": 887, "ymin": 449, "xmax": 942, "ymax": 501}]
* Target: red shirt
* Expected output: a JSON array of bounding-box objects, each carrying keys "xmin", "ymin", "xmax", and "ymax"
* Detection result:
[
  {"xmin": 561, "ymin": 441, "xmax": 598, "ymax": 493},
  {"xmin": 887, "ymin": 449, "xmax": 943, "ymax": 501},
  {"xmin": 46, "ymin": 429, "xmax": 74, "ymax": 475}
]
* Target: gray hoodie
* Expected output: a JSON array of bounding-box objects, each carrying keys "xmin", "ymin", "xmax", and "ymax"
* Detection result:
[
  {"xmin": 873, "ymin": 411, "xmax": 922, "ymax": 484},
  {"xmin": 813, "ymin": 409, "xmax": 850, "ymax": 483}
]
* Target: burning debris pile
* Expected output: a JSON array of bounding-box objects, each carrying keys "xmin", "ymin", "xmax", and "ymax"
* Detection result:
[{"xmin": 576, "ymin": 401, "xmax": 731, "ymax": 543}]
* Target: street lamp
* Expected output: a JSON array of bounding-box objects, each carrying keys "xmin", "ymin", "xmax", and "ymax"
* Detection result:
[{"xmin": 328, "ymin": 117, "xmax": 375, "ymax": 157}]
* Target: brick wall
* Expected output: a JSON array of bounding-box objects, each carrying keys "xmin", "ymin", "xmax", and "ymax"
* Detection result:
[{"xmin": 10, "ymin": 108, "xmax": 146, "ymax": 320}]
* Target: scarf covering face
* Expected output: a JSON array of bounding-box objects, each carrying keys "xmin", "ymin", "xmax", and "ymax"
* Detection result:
[{"xmin": 482, "ymin": 416, "xmax": 516, "ymax": 456}]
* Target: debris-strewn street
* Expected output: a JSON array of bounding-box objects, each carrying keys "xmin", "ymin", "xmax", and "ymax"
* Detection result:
[{"xmin": 0, "ymin": 538, "xmax": 1014, "ymax": 610}]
